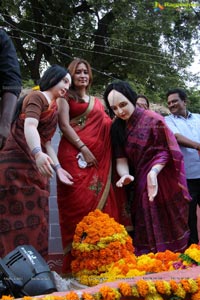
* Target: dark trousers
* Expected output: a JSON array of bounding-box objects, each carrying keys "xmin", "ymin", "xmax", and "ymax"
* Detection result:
[{"xmin": 187, "ymin": 178, "xmax": 200, "ymax": 245}]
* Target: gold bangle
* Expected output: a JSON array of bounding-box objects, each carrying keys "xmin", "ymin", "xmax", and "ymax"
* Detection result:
[{"xmin": 79, "ymin": 144, "xmax": 86, "ymax": 149}]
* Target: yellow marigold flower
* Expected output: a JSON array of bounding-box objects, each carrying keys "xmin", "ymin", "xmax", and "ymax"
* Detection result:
[
  {"xmin": 146, "ymin": 281, "xmax": 157, "ymax": 294},
  {"xmin": 131, "ymin": 286, "xmax": 140, "ymax": 297},
  {"xmin": 145, "ymin": 293, "xmax": 164, "ymax": 300},
  {"xmin": 32, "ymin": 85, "xmax": 40, "ymax": 90},
  {"xmin": 174, "ymin": 283, "xmax": 186, "ymax": 298},
  {"xmin": 1, "ymin": 296, "xmax": 14, "ymax": 300},
  {"xmin": 188, "ymin": 279, "xmax": 198, "ymax": 293}
]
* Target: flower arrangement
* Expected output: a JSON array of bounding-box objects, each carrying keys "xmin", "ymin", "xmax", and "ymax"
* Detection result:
[
  {"xmin": 1, "ymin": 277, "xmax": 200, "ymax": 300},
  {"xmin": 71, "ymin": 210, "xmax": 199, "ymax": 287},
  {"xmin": 2, "ymin": 211, "xmax": 200, "ymax": 300}
]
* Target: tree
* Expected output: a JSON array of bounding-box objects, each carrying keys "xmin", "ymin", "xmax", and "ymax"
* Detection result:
[{"xmin": 0, "ymin": 0, "xmax": 200, "ymax": 104}]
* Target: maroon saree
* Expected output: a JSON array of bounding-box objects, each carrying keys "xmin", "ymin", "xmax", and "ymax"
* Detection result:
[
  {"xmin": 57, "ymin": 97, "xmax": 132, "ymax": 274},
  {"xmin": 0, "ymin": 92, "xmax": 58, "ymax": 260},
  {"xmin": 123, "ymin": 108, "xmax": 190, "ymax": 255}
]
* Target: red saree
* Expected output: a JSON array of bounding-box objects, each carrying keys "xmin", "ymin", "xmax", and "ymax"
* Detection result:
[
  {"xmin": 57, "ymin": 97, "xmax": 132, "ymax": 274},
  {"xmin": 0, "ymin": 92, "xmax": 58, "ymax": 260},
  {"xmin": 123, "ymin": 108, "xmax": 190, "ymax": 255}
]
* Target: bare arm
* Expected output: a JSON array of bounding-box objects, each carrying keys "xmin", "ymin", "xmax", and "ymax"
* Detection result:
[
  {"xmin": 24, "ymin": 117, "xmax": 54, "ymax": 177},
  {"xmin": 116, "ymin": 157, "xmax": 134, "ymax": 187},
  {"xmin": 174, "ymin": 133, "xmax": 200, "ymax": 150}
]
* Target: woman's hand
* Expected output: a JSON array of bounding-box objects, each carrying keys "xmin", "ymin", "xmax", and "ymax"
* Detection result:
[
  {"xmin": 147, "ymin": 170, "xmax": 158, "ymax": 201},
  {"xmin": 35, "ymin": 152, "xmax": 54, "ymax": 178},
  {"xmin": 81, "ymin": 145, "xmax": 98, "ymax": 167},
  {"xmin": 56, "ymin": 167, "xmax": 74, "ymax": 185},
  {"xmin": 116, "ymin": 174, "xmax": 134, "ymax": 187}
]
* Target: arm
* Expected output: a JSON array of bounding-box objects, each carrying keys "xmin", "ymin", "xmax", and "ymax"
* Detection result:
[
  {"xmin": 115, "ymin": 157, "xmax": 134, "ymax": 187},
  {"xmin": 147, "ymin": 164, "xmax": 165, "ymax": 202},
  {"xmin": 57, "ymin": 97, "xmax": 97, "ymax": 167},
  {"xmin": 0, "ymin": 92, "xmax": 18, "ymax": 148},
  {"xmin": 24, "ymin": 117, "xmax": 54, "ymax": 178},
  {"xmin": 45, "ymin": 140, "xmax": 73, "ymax": 185},
  {"xmin": 174, "ymin": 133, "xmax": 200, "ymax": 150},
  {"xmin": 165, "ymin": 116, "xmax": 200, "ymax": 150}
]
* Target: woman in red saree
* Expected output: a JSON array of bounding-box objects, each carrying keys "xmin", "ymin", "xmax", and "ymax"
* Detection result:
[
  {"xmin": 0, "ymin": 65, "xmax": 73, "ymax": 260},
  {"xmin": 104, "ymin": 80, "xmax": 191, "ymax": 256},
  {"xmin": 57, "ymin": 59, "xmax": 132, "ymax": 274}
]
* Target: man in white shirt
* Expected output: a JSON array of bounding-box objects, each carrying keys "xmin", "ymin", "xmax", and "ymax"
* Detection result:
[{"xmin": 165, "ymin": 88, "xmax": 200, "ymax": 245}]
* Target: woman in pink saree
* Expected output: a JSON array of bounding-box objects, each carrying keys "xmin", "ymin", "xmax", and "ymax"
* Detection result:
[
  {"xmin": 104, "ymin": 80, "xmax": 190, "ymax": 256},
  {"xmin": 57, "ymin": 59, "xmax": 132, "ymax": 274}
]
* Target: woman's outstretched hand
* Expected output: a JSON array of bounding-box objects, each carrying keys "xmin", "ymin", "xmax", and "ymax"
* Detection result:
[
  {"xmin": 147, "ymin": 170, "xmax": 158, "ymax": 201},
  {"xmin": 56, "ymin": 167, "xmax": 74, "ymax": 185},
  {"xmin": 116, "ymin": 174, "xmax": 134, "ymax": 187},
  {"xmin": 35, "ymin": 152, "xmax": 54, "ymax": 178}
]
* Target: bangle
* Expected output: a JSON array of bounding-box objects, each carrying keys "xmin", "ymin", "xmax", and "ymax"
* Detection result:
[
  {"xmin": 79, "ymin": 144, "xmax": 86, "ymax": 150},
  {"xmin": 75, "ymin": 138, "xmax": 81, "ymax": 143},
  {"xmin": 151, "ymin": 167, "xmax": 159, "ymax": 174},
  {"xmin": 54, "ymin": 163, "xmax": 61, "ymax": 171},
  {"xmin": 31, "ymin": 146, "xmax": 42, "ymax": 156}
]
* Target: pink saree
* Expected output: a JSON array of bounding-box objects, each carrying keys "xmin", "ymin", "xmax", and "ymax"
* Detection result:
[{"xmin": 122, "ymin": 108, "xmax": 190, "ymax": 255}]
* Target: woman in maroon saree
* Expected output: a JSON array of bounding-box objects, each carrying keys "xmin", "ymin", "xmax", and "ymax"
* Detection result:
[
  {"xmin": 57, "ymin": 59, "xmax": 132, "ymax": 274},
  {"xmin": 0, "ymin": 65, "xmax": 73, "ymax": 260},
  {"xmin": 104, "ymin": 81, "xmax": 190, "ymax": 256}
]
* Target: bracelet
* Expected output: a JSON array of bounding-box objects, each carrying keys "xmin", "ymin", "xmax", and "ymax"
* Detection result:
[
  {"xmin": 79, "ymin": 144, "xmax": 86, "ymax": 149},
  {"xmin": 54, "ymin": 163, "xmax": 61, "ymax": 171},
  {"xmin": 151, "ymin": 167, "xmax": 159, "ymax": 174},
  {"xmin": 31, "ymin": 146, "xmax": 42, "ymax": 156}
]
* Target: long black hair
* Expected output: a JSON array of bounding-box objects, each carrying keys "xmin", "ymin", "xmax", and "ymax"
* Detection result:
[{"xmin": 104, "ymin": 80, "xmax": 137, "ymax": 148}]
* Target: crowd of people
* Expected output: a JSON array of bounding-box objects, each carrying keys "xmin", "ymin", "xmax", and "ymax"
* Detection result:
[{"xmin": 0, "ymin": 29, "xmax": 199, "ymax": 277}]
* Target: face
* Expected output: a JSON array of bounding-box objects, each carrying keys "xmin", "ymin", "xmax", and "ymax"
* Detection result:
[
  {"xmin": 107, "ymin": 90, "xmax": 135, "ymax": 121},
  {"xmin": 167, "ymin": 93, "xmax": 186, "ymax": 116},
  {"xmin": 73, "ymin": 63, "xmax": 90, "ymax": 89},
  {"xmin": 136, "ymin": 97, "xmax": 148, "ymax": 110},
  {"xmin": 51, "ymin": 73, "xmax": 71, "ymax": 98}
]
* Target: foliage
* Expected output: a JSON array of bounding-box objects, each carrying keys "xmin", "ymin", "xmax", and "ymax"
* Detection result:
[{"xmin": 0, "ymin": 0, "xmax": 200, "ymax": 105}]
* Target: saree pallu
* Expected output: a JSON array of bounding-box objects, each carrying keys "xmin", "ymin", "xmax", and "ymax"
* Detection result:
[
  {"xmin": 0, "ymin": 101, "xmax": 57, "ymax": 260},
  {"xmin": 125, "ymin": 108, "xmax": 190, "ymax": 255},
  {"xmin": 57, "ymin": 97, "xmax": 132, "ymax": 274}
]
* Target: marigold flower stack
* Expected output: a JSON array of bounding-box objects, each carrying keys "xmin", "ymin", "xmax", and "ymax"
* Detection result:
[{"xmin": 71, "ymin": 209, "xmax": 134, "ymax": 286}]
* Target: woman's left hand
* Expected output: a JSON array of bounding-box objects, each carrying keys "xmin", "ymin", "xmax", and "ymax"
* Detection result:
[
  {"xmin": 147, "ymin": 170, "xmax": 158, "ymax": 201},
  {"xmin": 116, "ymin": 174, "xmax": 134, "ymax": 187},
  {"xmin": 56, "ymin": 167, "xmax": 74, "ymax": 185}
]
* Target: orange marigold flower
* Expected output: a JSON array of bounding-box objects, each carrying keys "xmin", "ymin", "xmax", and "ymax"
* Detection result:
[
  {"xmin": 82, "ymin": 292, "xmax": 95, "ymax": 300},
  {"xmin": 136, "ymin": 279, "xmax": 149, "ymax": 297},
  {"xmin": 169, "ymin": 279, "xmax": 179, "ymax": 292},
  {"xmin": 191, "ymin": 290, "xmax": 200, "ymax": 300},
  {"xmin": 155, "ymin": 280, "xmax": 166, "ymax": 294},
  {"xmin": 99, "ymin": 286, "xmax": 117, "ymax": 300},
  {"xmin": 66, "ymin": 291, "xmax": 79, "ymax": 300},
  {"xmin": 118, "ymin": 282, "xmax": 132, "ymax": 296}
]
